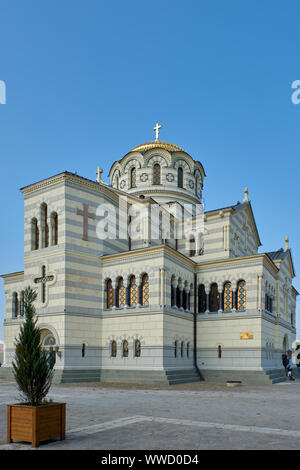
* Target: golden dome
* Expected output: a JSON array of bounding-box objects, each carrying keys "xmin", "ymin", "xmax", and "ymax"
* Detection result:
[{"xmin": 130, "ymin": 140, "xmax": 186, "ymax": 154}]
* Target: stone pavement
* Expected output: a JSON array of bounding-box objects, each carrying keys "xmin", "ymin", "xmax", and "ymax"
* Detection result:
[{"xmin": 0, "ymin": 379, "xmax": 300, "ymax": 450}]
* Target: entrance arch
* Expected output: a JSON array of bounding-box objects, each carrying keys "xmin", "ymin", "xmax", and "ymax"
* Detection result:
[{"xmin": 40, "ymin": 328, "xmax": 59, "ymax": 369}]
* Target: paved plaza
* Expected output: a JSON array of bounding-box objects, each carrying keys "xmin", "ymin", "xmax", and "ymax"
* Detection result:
[{"xmin": 0, "ymin": 379, "xmax": 300, "ymax": 450}]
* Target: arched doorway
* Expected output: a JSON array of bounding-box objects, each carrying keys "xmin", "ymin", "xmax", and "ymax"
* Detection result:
[{"xmin": 40, "ymin": 329, "xmax": 57, "ymax": 369}]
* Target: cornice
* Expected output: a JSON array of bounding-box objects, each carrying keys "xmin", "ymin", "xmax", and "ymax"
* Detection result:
[
  {"xmin": 196, "ymin": 253, "xmax": 279, "ymax": 275},
  {"xmin": 1, "ymin": 271, "xmax": 24, "ymax": 279},
  {"xmin": 101, "ymin": 244, "xmax": 196, "ymax": 269}
]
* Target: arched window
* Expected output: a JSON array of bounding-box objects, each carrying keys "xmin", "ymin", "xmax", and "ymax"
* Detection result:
[
  {"xmin": 82, "ymin": 343, "xmax": 86, "ymax": 358},
  {"xmin": 135, "ymin": 340, "xmax": 141, "ymax": 358},
  {"xmin": 209, "ymin": 283, "xmax": 219, "ymax": 312},
  {"xmin": 12, "ymin": 292, "xmax": 19, "ymax": 318},
  {"xmin": 198, "ymin": 284, "xmax": 206, "ymax": 313},
  {"xmin": 171, "ymin": 277, "xmax": 176, "ymax": 307},
  {"xmin": 153, "ymin": 164, "xmax": 160, "ymax": 185},
  {"xmin": 142, "ymin": 274, "xmax": 149, "ymax": 306},
  {"xmin": 218, "ymin": 345, "xmax": 222, "ymax": 358},
  {"xmin": 187, "ymin": 342, "xmax": 190, "ymax": 358},
  {"xmin": 111, "ymin": 340, "xmax": 117, "ymax": 357},
  {"xmin": 237, "ymin": 280, "xmax": 246, "ymax": 312},
  {"xmin": 189, "ymin": 236, "xmax": 196, "ymax": 257},
  {"xmin": 41, "ymin": 203, "xmax": 49, "ymax": 248},
  {"xmin": 174, "ymin": 340, "xmax": 178, "ymax": 358},
  {"xmin": 181, "ymin": 341, "xmax": 184, "ymax": 357},
  {"xmin": 117, "ymin": 278, "xmax": 126, "ymax": 308},
  {"xmin": 122, "ymin": 340, "xmax": 129, "ymax": 358},
  {"xmin": 31, "ymin": 218, "xmax": 39, "ymax": 250},
  {"xmin": 130, "ymin": 167, "xmax": 136, "ymax": 188},
  {"xmin": 51, "ymin": 212, "xmax": 58, "ymax": 246},
  {"xmin": 223, "ymin": 282, "xmax": 232, "ymax": 312},
  {"xmin": 106, "ymin": 279, "xmax": 114, "ymax": 308},
  {"xmin": 178, "ymin": 167, "xmax": 183, "ymax": 188},
  {"xmin": 129, "ymin": 276, "xmax": 138, "ymax": 307},
  {"xmin": 20, "ymin": 290, "xmax": 25, "ymax": 316},
  {"xmin": 176, "ymin": 285, "xmax": 180, "ymax": 308}
]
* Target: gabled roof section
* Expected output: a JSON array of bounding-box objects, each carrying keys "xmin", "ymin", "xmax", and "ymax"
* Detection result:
[
  {"xmin": 266, "ymin": 248, "xmax": 296, "ymax": 278},
  {"xmin": 205, "ymin": 200, "xmax": 262, "ymax": 247}
]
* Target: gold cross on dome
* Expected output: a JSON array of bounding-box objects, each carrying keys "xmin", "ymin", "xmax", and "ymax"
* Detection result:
[{"xmin": 153, "ymin": 123, "xmax": 162, "ymax": 141}]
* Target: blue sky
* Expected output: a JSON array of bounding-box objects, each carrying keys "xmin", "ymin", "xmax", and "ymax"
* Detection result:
[{"xmin": 0, "ymin": 0, "xmax": 299, "ymax": 340}]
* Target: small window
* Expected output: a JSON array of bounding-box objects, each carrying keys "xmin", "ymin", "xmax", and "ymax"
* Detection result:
[
  {"xmin": 153, "ymin": 164, "xmax": 160, "ymax": 185},
  {"xmin": 178, "ymin": 167, "xmax": 183, "ymax": 188},
  {"xmin": 82, "ymin": 343, "xmax": 86, "ymax": 358},
  {"xmin": 189, "ymin": 236, "xmax": 196, "ymax": 257},
  {"xmin": 181, "ymin": 341, "xmax": 184, "ymax": 357},
  {"xmin": 142, "ymin": 274, "xmax": 149, "ymax": 306},
  {"xmin": 174, "ymin": 340, "xmax": 178, "ymax": 358},
  {"xmin": 130, "ymin": 167, "xmax": 136, "ymax": 188},
  {"xmin": 218, "ymin": 345, "xmax": 222, "ymax": 358},
  {"xmin": 129, "ymin": 276, "xmax": 138, "ymax": 307},
  {"xmin": 111, "ymin": 340, "xmax": 117, "ymax": 357},
  {"xmin": 123, "ymin": 340, "xmax": 129, "ymax": 357},
  {"xmin": 135, "ymin": 340, "xmax": 141, "ymax": 358},
  {"xmin": 106, "ymin": 279, "xmax": 114, "ymax": 308}
]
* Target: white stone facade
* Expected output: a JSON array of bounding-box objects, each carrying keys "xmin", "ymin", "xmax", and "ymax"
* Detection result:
[{"xmin": 1, "ymin": 139, "xmax": 297, "ymax": 384}]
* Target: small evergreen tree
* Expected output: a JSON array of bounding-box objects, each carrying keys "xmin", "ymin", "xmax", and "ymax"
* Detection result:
[{"xmin": 12, "ymin": 286, "xmax": 53, "ymax": 405}]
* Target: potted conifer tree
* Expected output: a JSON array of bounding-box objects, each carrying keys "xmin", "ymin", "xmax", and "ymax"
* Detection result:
[{"xmin": 7, "ymin": 287, "xmax": 66, "ymax": 447}]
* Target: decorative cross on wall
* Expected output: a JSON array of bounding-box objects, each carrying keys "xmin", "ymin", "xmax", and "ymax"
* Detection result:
[
  {"xmin": 233, "ymin": 231, "xmax": 240, "ymax": 257},
  {"xmin": 34, "ymin": 265, "xmax": 54, "ymax": 304},
  {"xmin": 77, "ymin": 203, "xmax": 95, "ymax": 241}
]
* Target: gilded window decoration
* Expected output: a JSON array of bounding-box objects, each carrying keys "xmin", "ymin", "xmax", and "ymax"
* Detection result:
[
  {"xmin": 223, "ymin": 282, "xmax": 232, "ymax": 312},
  {"xmin": 130, "ymin": 276, "xmax": 138, "ymax": 306},
  {"xmin": 135, "ymin": 340, "xmax": 141, "ymax": 357},
  {"xmin": 153, "ymin": 164, "xmax": 160, "ymax": 185},
  {"xmin": 117, "ymin": 278, "xmax": 126, "ymax": 308},
  {"xmin": 130, "ymin": 167, "xmax": 136, "ymax": 188},
  {"xmin": 142, "ymin": 274, "xmax": 149, "ymax": 306},
  {"xmin": 111, "ymin": 340, "xmax": 117, "ymax": 357},
  {"xmin": 178, "ymin": 167, "xmax": 183, "ymax": 188},
  {"xmin": 237, "ymin": 280, "xmax": 246, "ymax": 312},
  {"xmin": 106, "ymin": 279, "xmax": 114, "ymax": 308},
  {"xmin": 123, "ymin": 340, "xmax": 129, "ymax": 357}
]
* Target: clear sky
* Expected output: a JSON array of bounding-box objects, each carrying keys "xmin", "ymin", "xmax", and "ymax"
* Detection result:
[{"xmin": 0, "ymin": 0, "xmax": 299, "ymax": 340}]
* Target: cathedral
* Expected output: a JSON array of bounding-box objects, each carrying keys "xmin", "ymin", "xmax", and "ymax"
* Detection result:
[{"xmin": 1, "ymin": 125, "xmax": 297, "ymax": 384}]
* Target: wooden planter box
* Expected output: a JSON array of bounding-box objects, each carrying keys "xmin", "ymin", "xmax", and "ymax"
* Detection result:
[{"xmin": 7, "ymin": 402, "xmax": 66, "ymax": 447}]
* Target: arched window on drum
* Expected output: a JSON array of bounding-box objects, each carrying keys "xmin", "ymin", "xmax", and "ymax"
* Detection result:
[
  {"xmin": 178, "ymin": 167, "xmax": 183, "ymax": 188},
  {"xmin": 153, "ymin": 164, "xmax": 161, "ymax": 185},
  {"xmin": 237, "ymin": 280, "xmax": 246, "ymax": 312},
  {"xmin": 130, "ymin": 167, "xmax": 136, "ymax": 188}
]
